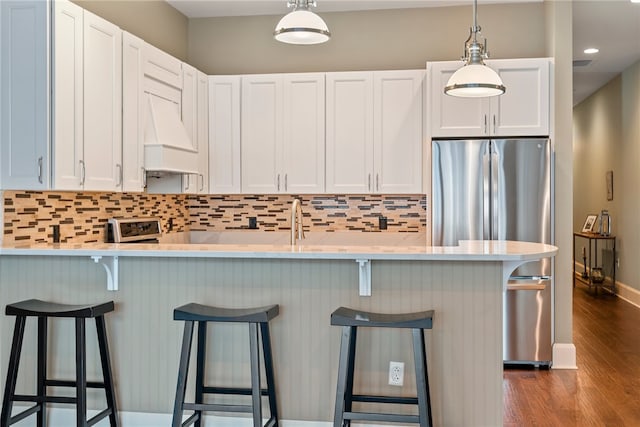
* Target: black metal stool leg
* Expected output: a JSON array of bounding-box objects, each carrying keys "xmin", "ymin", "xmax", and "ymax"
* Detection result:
[
  {"xmin": 173, "ymin": 321, "xmax": 195, "ymax": 427},
  {"xmin": 194, "ymin": 321, "xmax": 207, "ymax": 427},
  {"xmin": 249, "ymin": 322, "xmax": 262, "ymax": 427},
  {"xmin": 343, "ymin": 326, "xmax": 357, "ymax": 427},
  {"xmin": 260, "ymin": 322, "xmax": 279, "ymax": 427},
  {"xmin": 37, "ymin": 317, "xmax": 48, "ymax": 427},
  {"xmin": 333, "ymin": 325, "xmax": 355, "ymax": 427},
  {"xmin": 1, "ymin": 315, "xmax": 27, "ymax": 427},
  {"xmin": 75, "ymin": 318, "xmax": 88, "ymax": 427},
  {"xmin": 412, "ymin": 328, "xmax": 432, "ymax": 427},
  {"xmin": 96, "ymin": 315, "xmax": 120, "ymax": 427}
]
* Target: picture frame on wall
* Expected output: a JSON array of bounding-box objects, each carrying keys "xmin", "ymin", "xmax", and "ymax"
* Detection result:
[
  {"xmin": 581, "ymin": 214, "xmax": 598, "ymax": 233},
  {"xmin": 606, "ymin": 170, "xmax": 613, "ymax": 201}
]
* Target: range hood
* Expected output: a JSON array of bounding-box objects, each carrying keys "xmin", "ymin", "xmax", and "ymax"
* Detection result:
[{"xmin": 144, "ymin": 95, "xmax": 198, "ymax": 174}]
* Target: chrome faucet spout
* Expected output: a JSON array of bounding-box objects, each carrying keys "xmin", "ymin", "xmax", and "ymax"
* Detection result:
[{"xmin": 290, "ymin": 198, "xmax": 305, "ymax": 245}]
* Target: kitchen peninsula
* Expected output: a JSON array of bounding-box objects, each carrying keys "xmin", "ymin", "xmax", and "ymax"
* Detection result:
[{"xmin": 0, "ymin": 239, "xmax": 557, "ymax": 426}]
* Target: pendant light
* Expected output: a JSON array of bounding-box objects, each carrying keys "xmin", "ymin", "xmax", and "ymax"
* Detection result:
[
  {"xmin": 274, "ymin": 0, "xmax": 330, "ymax": 45},
  {"xmin": 444, "ymin": 0, "xmax": 505, "ymax": 97}
]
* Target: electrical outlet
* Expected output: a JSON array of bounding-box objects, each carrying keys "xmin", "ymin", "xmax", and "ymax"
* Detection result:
[{"xmin": 388, "ymin": 361, "xmax": 404, "ymax": 386}]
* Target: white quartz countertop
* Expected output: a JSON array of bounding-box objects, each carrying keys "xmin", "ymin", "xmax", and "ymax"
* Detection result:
[{"xmin": 0, "ymin": 240, "xmax": 558, "ymax": 262}]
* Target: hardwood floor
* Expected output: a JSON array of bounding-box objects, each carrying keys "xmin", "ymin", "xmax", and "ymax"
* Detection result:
[{"xmin": 504, "ymin": 284, "xmax": 640, "ymax": 426}]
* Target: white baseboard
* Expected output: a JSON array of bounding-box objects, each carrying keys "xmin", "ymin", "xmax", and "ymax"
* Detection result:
[
  {"xmin": 614, "ymin": 280, "xmax": 640, "ymax": 309},
  {"xmin": 552, "ymin": 343, "xmax": 577, "ymax": 369}
]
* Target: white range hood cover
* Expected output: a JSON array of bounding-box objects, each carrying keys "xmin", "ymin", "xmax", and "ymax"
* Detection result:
[{"xmin": 144, "ymin": 95, "xmax": 198, "ymax": 174}]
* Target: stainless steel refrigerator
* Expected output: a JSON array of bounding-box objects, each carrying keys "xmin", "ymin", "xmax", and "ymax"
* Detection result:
[{"xmin": 432, "ymin": 138, "xmax": 553, "ymax": 367}]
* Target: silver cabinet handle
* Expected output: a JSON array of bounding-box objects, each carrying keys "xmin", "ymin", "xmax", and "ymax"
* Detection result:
[
  {"xmin": 376, "ymin": 173, "xmax": 379, "ymax": 192},
  {"xmin": 484, "ymin": 114, "xmax": 488, "ymax": 135},
  {"xmin": 277, "ymin": 174, "xmax": 280, "ymax": 192},
  {"xmin": 185, "ymin": 174, "xmax": 190, "ymax": 190},
  {"xmin": 284, "ymin": 173, "xmax": 288, "ymax": 192},
  {"xmin": 199, "ymin": 173, "xmax": 204, "ymax": 192},
  {"xmin": 37, "ymin": 157, "xmax": 43, "ymax": 184},
  {"xmin": 116, "ymin": 164, "xmax": 122, "ymax": 187},
  {"xmin": 368, "ymin": 174, "xmax": 371, "ymax": 191},
  {"xmin": 493, "ymin": 115, "xmax": 496, "ymax": 134},
  {"xmin": 141, "ymin": 167, "xmax": 147, "ymax": 188},
  {"xmin": 79, "ymin": 160, "xmax": 85, "ymax": 186}
]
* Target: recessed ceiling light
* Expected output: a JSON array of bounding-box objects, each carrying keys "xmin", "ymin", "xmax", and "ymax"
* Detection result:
[
  {"xmin": 631, "ymin": 0, "xmax": 640, "ymax": 3},
  {"xmin": 584, "ymin": 48, "xmax": 599, "ymax": 54}
]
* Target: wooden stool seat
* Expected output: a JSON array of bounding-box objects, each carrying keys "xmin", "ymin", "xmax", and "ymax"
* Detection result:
[
  {"xmin": 0, "ymin": 299, "xmax": 119, "ymax": 427},
  {"xmin": 331, "ymin": 307, "xmax": 434, "ymax": 427},
  {"xmin": 174, "ymin": 303, "xmax": 279, "ymax": 323},
  {"xmin": 6, "ymin": 299, "xmax": 114, "ymax": 318},
  {"xmin": 172, "ymin": 303, "xmax": 280, "ymax": 427}
]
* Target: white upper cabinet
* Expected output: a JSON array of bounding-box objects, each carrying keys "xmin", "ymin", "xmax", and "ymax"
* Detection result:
[
  {"xmin": 181, "ymin": 63, "xmax": 198, "ymax": 194},
  {"xmin": 490, "ymin": 58, "xmax": 550, "ymax": 137},
  {"xmin": 429, "ymin": 58, "xmax": 550, "ymax": 138},
  {"xmin": 326, "ymin": 72, "xmax": 374, "ymax": 194},
  {"xmin": 82, "ymin": 10, "xmax": 122, "ymax": 191},
  {"xmin": 196, "ymin": 70, "xmax": 209, "ymax": 194},
  {"xmin": 326, "ymin": 70, "xmax": 424, "ymax": 194},
  {"xmin": 209, "ymin": 76, "xmax": 241, "ymax": 194},
  {"xmin": 282, "ymin": 73, "xmax": 325, "ymax": 194},
  {"xmin": 0, "ymin": 0, "xmax": 49, "ymax": 190},
  {"xmin": 53, "ymin": 0, "xmax": 122, "ymax": 191},
  {"xmin": 241, "ymin": 73, "xmax": 325, "ymax": 194},
  {"xmin": 122, "ymin": 31, "xmax": 145, "ymax": 192},
  {"xmin": 374, "ymin": 70, "xmax": 424, "ymax": 193},
  {"xmin": 180, "ymin": 65, "xmax": 209, "ymax": 194},
  {"xmin": 52, "ymin": 0, "xmax": 83, "ymax": 190}
]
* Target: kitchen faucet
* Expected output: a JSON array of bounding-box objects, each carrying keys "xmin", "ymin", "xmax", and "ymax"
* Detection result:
[{"xmin": 290, "ymin": 198, "xmax": 305, "ymax": 245}]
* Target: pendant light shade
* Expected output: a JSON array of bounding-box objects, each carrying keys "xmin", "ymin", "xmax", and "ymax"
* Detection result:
[
  {"xmin": 274, "ymin": 0, "xmax": 330, "ymax": 45},
  {"xmin": 444, "ymin": 0, "xmax": 505, "ymax": 98}
]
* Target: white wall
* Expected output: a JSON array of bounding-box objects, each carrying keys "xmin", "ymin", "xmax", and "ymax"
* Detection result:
[
  {"xmin": 187, "ymin": 3, "xmax": 546, "ymax": 75},
  {"xmin": 573, "ymin": 59, "xmax": 640, "ymax": 299}
]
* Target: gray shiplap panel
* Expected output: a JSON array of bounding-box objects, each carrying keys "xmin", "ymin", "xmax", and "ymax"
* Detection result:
[{"xmin": 0, "ymin": 256, "xmax": 503, "ymax": 426}]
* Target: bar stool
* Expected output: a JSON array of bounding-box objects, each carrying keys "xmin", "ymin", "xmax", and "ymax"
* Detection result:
[
  {"xmin": 172, "ymin": 303, "xmax": 280, "ymax": 427},
  {"xmin": 0, "ymin": 299, "xmax": 119, "ymax": 427},
  {"xmin": 331, "ymin": 307, "xmax": 434, "ymax": 427}
]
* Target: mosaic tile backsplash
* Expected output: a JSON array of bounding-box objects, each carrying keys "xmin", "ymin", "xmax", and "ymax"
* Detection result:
[{"xmin": 2, "ymin": 191, "xmax": 426, "ymax": 245}]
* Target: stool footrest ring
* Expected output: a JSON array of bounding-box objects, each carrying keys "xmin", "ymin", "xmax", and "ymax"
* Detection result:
[
  {"xmin": 203, "ymin": 386, "xmax": 271, "ymax": 397},
  {"xmin": 344, "ymin": 411, "xmax": 420, "ymax": 424},
  {"xmin": 183, "ymin": 403, "xmax": 253, "ymax": 413},
  {"xmin": 352, "ymin": 394, "xmax": 419, "ymax": 405}
]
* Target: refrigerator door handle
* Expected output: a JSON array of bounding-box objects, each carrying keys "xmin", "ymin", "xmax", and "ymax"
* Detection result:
[
  {"xmin": 491, "ymin": 145, "xmax": 500, "ymax": 240},
  {"xmin": 482, "ymin": 147, "xmax": 491, "ymax": 240},
  {"xmin": 506, "ymin": 283, "xmax": 546, "ymax": 291},
  {"xmin": 510, "ymin": 275, "xmax": 552, "ymax": 281}
]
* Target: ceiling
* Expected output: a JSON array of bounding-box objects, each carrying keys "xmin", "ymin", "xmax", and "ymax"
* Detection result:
[{"xmin": 167, "ymin": 0, "xmax": 640, "ymax": 106}]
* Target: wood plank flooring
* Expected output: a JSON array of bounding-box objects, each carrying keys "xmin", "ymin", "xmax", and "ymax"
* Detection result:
[{"xmin": 504, "ymin": 285, "xmax": 640, "ymax": 426}]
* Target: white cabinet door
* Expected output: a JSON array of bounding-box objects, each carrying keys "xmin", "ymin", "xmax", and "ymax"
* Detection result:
[
  {"xmin": 181, "ymin": 63, "xmax": 198, "ymax": 193},
  {"xmin": 83, "ymin": 10, "xmax": 122, "ymax": 191},
  {"xmin": 209, "ymin": 76, "xmax": 241, "ymax": 194},
  {"xmin": 374, "ymin": 70, "xmax": 424, "ymax": 193},
  {"xmin": 282, "ymin": 73, "xmax": 325, "ymax": 193},
  {"xmin": 429, "ymin": 58, "xmax": 551, "ymax": 138},
  {"xmin": 490, "ymin": 58, "xmax": 550, "ymax": 136},
  {"xmin": 0, "ymin": 0, "xmax": 49, "ymax": 190},
  {"xmin": 196, "ymin": 70, "xmax": 209, "ymax": 193},
  {"xmin": 428, "ymin": 61, "xmax": 488, "ymax": 138},
  {"xmin": 241, "ymin": 75, "xmax": 283, "ymax": 194},
  {"xmin": 122, "ymin": 31, "xmax": 145, "ymax": 192},
  {"xmin": 325, "ymin": 72, "xmax": 374, "ymax": 193},
  {"xmin": 53, "ymin": 0, "xmax": 84, "ymax": 190}
]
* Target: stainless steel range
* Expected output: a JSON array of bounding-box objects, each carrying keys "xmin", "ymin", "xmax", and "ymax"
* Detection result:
[{"xmin": 106, "ymin": 217, "xmax": 162, "ymax": 243}]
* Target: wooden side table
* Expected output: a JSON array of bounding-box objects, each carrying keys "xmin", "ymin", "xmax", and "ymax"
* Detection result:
[{"xmin": 573, "ymin": 232, "xmax": 616, "ymax": 295}]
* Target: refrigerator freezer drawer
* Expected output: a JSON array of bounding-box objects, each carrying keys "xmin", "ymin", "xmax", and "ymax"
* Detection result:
[{"xmin": 503, "ymin": 279, "xmax": 552, "ymax": 366}]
